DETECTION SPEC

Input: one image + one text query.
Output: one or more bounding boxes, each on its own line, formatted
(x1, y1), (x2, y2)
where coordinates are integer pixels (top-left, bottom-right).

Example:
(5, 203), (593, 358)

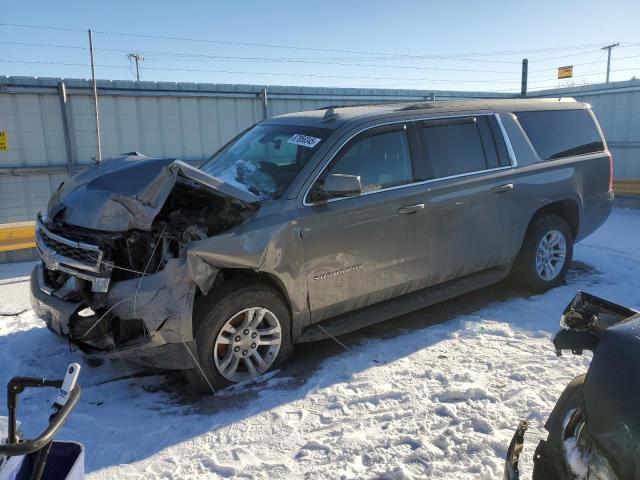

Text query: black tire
(186, 279), (293, 393)
(511, 214), (574, 293)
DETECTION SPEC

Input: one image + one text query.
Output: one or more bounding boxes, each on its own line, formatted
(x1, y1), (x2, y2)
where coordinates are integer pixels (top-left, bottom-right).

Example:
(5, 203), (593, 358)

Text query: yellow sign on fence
(0, 131), (7, 151)
(558, 66), (573, 79)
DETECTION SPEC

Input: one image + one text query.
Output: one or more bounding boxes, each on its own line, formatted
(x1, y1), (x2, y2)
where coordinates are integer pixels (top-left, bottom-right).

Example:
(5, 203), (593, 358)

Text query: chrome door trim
(303, 112), (515, 207)
(494, 113), (518, 168)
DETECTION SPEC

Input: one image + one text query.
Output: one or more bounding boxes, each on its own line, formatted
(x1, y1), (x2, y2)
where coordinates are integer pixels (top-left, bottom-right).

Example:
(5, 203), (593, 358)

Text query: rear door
(418, 114), (522, 285)
(300, 122), (431, 323)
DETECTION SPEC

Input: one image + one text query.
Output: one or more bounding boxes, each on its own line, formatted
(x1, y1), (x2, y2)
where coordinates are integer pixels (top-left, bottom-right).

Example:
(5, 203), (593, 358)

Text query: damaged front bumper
(30, 259), (201, 371)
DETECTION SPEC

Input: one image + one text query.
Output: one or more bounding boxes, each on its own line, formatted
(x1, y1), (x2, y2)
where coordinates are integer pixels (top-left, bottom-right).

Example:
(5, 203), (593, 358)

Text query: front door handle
(491, 183), (514, 194)
(398, 203), (425, 214)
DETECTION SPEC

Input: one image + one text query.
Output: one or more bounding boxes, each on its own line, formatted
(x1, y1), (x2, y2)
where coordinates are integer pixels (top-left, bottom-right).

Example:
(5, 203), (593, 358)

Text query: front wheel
(512, 214), (574, 293)
(189, 281), (293, 392)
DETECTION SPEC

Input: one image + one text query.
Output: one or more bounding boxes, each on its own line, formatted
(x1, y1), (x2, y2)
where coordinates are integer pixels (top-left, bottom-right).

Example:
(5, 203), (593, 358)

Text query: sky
(1, 0), (639, 93)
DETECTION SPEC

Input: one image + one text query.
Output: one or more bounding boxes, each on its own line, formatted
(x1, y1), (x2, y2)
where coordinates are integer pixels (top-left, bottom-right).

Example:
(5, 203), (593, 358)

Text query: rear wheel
(187, 280), (293, 392)
(512, 214), (574, 293)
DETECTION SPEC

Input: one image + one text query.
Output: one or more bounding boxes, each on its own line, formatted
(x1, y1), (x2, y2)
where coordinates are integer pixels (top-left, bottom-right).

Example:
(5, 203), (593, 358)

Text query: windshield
(200, 124), (331, 200)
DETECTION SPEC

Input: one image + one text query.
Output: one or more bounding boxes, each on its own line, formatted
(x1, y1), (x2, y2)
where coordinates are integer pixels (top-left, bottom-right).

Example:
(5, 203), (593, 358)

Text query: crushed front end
(31, 218), (198, 369)
(30, 155), (258, 369)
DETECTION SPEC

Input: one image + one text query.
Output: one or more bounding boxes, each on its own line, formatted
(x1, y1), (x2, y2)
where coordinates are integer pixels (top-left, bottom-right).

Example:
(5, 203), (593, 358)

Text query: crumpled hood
(47, 154), (259, 232)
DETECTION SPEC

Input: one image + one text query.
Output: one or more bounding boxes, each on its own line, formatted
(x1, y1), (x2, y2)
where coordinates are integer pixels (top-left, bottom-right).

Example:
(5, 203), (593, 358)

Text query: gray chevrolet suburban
(30, 99), (613, 389)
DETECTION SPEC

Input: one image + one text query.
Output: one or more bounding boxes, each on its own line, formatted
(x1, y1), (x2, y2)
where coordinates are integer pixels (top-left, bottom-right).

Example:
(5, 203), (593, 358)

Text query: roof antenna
(322, 107), (337, 122)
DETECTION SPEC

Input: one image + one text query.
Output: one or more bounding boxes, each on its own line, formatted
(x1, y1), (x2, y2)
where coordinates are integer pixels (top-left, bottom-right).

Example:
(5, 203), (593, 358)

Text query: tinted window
(326, 128), (413, 193)
(499, 113), (539, 166)
(421, 118), (487, 178)
(515, 109), (604, 160)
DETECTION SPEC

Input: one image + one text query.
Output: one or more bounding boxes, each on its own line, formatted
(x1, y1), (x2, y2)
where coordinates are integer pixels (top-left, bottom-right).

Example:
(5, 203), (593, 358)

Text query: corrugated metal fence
(0, 76), (512, 224)
(0, 76), (639, 260)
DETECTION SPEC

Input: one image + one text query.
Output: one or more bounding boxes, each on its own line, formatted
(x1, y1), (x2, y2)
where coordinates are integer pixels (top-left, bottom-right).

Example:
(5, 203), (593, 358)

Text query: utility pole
(521, 58), (528, 97)
(602, 43), (619, 83)
(127, 53), (144, 81)
(88, 29), (102, 163)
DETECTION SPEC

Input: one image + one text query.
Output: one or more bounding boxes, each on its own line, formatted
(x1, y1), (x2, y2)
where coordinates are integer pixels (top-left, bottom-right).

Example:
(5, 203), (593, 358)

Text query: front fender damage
(107, 257), (218, 345)
(186, 219), (309, 329)
(99, 218), (306, 360)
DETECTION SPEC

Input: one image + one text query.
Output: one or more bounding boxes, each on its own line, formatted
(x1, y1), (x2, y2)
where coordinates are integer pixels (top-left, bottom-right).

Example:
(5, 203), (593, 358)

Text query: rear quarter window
(515, 109), (604, 161)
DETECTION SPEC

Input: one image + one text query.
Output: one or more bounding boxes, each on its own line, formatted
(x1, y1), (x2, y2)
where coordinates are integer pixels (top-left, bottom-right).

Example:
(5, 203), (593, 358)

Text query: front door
(300, 123), (430, 323)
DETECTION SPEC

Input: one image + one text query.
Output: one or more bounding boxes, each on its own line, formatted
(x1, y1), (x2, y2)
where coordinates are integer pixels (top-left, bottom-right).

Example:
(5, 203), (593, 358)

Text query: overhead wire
(0, 59), (527, 83)
(1, 22), (635, 61)
(1, 23), (639, 90)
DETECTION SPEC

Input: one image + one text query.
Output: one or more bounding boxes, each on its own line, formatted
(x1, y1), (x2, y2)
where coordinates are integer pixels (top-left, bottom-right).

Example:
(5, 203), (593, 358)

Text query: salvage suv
(30, 99), (613, 390)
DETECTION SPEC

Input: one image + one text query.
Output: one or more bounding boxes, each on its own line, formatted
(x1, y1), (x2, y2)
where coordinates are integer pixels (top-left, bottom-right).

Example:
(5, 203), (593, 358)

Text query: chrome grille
(40, 233), (98, 266)
(36, 220), (104, 273)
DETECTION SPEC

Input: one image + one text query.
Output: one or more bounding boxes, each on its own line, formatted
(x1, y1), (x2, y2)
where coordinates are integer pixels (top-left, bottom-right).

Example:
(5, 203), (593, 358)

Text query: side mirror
(317, 174), (362, 200)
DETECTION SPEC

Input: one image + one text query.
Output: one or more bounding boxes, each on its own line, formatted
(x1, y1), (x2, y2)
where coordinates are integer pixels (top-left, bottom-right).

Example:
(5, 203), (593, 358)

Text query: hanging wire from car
(78, 298), (131, 339)
(86, 254), (153, 277)
(316, 324), (353, 353)
(182, 342), (216, 396)
(133, 224), (167, 319)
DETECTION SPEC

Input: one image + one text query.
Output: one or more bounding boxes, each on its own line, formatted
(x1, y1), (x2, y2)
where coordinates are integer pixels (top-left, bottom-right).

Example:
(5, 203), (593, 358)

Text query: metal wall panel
(0, 172), (66, 223)
(0, 77), (439, 224)
(0, 91), (66, 167)
(2, 75), (637, 228)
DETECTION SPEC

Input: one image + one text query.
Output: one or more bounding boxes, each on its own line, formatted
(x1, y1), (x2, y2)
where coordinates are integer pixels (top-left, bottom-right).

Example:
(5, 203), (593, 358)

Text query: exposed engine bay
(31, 155), (259, 367)
(43, 177), (254, 286)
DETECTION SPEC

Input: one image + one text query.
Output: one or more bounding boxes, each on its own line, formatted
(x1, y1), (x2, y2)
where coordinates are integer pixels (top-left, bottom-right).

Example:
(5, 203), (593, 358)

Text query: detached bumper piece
(504, 420), (529, 480)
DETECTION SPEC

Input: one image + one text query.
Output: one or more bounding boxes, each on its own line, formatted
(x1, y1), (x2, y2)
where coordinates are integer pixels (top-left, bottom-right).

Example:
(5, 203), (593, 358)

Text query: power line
(4, 39), (640, 79)
(0, 59), (528, 83)
(0, 40), (522, 73)
(4, 58), (639, 87)
(1, 22), (636, 61)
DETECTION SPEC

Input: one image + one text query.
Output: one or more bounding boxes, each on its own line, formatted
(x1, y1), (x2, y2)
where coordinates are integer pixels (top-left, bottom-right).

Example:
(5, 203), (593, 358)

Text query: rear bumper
(576, 189), (613, 242)
(30, 262), (196, 370)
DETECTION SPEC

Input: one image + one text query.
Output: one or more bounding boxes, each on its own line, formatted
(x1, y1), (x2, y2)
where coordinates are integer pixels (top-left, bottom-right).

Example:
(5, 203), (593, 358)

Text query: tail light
(608, 151), (613, 191)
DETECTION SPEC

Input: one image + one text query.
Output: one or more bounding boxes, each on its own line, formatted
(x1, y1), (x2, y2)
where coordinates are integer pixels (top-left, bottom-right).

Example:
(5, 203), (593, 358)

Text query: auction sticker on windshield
(287, 134), (322, 148)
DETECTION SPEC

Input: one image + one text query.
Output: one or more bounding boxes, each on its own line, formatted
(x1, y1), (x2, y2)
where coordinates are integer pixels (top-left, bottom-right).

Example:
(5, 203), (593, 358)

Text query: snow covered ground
(1, 208), (638, 479)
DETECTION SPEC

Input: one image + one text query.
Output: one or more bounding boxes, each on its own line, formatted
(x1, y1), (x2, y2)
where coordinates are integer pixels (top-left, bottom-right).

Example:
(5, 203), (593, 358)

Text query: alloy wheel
(213, 307), (282, 382)
(535, 229), (567, 281)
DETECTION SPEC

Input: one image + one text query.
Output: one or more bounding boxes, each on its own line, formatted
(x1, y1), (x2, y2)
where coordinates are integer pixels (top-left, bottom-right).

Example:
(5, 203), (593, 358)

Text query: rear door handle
(491, 183), (514, 194)
(398, 203), (425, 214)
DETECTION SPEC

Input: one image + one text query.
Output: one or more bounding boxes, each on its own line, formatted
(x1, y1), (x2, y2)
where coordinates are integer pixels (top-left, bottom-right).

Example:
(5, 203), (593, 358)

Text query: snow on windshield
(200, 125), (329, 200)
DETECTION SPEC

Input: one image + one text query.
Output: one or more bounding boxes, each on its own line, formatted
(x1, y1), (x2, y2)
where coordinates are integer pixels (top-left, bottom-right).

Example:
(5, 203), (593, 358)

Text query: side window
(421, 117), (488, 178)
(515, 109), (604, 160)
(326, 127), (414, 193)
(499, 113), (540, 166)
